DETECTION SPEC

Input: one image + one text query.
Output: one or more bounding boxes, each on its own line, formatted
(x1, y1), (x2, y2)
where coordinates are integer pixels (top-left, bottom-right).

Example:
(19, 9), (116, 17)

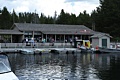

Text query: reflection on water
(8, 53), (120, 80)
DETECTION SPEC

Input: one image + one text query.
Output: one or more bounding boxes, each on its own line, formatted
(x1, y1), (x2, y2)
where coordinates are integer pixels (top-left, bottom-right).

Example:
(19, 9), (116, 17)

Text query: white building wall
(107, 37), (110, 48)
(92, 38), (99, 48)
(99, 38), (102, 47)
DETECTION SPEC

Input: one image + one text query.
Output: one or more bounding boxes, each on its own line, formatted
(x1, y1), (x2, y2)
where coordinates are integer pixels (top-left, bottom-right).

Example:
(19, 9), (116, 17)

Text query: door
(102, 39), (107, 48)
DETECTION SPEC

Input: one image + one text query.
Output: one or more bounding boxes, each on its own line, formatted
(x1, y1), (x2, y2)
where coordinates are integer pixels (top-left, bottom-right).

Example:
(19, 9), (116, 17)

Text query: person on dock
(51, 38), (55, 46)
(25, 37), (28, 43)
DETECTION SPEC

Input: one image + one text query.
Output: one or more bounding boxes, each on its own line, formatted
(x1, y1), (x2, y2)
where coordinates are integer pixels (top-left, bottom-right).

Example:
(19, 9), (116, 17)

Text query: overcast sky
(0, 0), (100, 17)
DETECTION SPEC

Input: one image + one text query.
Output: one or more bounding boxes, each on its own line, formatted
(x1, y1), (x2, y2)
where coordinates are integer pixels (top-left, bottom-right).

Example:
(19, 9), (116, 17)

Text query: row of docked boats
(79, 46), (120, 53)
(50, 48), (81, 54)
(19, 48), (51, 55)
(75, 39), (120, 53)
(19, 48), (81, 55)
(18, 46), (120, 55)
(1, 46), (120, 55)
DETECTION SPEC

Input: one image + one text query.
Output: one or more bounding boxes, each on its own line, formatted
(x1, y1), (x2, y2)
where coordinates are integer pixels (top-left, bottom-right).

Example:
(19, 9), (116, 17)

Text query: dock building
(0, 23), (111, 48)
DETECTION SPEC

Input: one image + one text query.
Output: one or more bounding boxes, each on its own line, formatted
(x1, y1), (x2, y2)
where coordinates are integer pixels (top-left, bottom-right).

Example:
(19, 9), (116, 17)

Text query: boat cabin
(74, 39), (90, 48)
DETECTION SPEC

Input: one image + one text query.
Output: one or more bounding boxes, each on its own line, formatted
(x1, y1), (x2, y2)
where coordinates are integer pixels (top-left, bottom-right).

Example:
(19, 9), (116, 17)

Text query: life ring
(96, 46), (99, 50)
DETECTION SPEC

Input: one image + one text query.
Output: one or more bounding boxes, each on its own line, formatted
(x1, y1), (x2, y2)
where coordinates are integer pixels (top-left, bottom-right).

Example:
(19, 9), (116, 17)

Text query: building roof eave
(0, 30), (23, 35)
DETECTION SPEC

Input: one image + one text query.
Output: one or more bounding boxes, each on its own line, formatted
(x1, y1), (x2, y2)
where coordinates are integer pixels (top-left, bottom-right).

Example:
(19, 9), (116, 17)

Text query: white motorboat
(0, 54), (19, 80)
(94, 47), (120, 53)
(34, 48), (51, 54)
(20, 49), (34, 54)
(78, 46), (93, 53)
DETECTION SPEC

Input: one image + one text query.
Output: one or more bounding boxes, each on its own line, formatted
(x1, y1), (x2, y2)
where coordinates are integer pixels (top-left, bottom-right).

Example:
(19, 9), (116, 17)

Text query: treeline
(0, 0), (120, 40)
(0, 7), (92, 29)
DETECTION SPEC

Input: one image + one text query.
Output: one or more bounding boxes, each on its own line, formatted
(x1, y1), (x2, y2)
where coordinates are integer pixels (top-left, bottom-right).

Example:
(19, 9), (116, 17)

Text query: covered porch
(42, 34), (92, 43)
(0, 30), (24, 43)
(23, 30), (93, 43)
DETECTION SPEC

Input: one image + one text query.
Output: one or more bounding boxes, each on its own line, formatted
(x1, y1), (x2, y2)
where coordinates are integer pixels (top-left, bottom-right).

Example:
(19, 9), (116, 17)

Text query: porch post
(88, 35), (90, 40)
(55, 34), (56, 42)
(22, 35), (24, 41)
(11, 35), (12, 43)
(23, 31), (25, 39)
(73, 35), (75, 39)
(81, 35), (82, 40)
(42, 33), (43, 39)
(32, 31), (34, 38)
(64, 35), (65, 42)
(46, 34), (47, 42)
(72, 35), (74, 40)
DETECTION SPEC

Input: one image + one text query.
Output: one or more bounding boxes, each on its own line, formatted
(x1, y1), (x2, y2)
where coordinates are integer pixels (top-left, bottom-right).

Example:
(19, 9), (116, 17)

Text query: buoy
(56, 51), (59, 54)
(66, 51), (69, 54)
(72, 51), (75, 54)
(39, 52), (42, 55)
(96, 46), (99, 50)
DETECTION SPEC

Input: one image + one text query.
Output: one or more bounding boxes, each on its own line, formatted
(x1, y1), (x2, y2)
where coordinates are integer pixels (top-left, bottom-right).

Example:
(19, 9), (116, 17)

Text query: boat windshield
(0, 54), (11, 74)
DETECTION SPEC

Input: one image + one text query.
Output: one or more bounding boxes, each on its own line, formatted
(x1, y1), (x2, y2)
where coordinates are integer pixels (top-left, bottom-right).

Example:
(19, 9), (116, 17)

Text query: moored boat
(20, 49), (34, 54)
(78, 46), (93, 53)
(94, 47), (120, 53)
(34, 48), (51, 54)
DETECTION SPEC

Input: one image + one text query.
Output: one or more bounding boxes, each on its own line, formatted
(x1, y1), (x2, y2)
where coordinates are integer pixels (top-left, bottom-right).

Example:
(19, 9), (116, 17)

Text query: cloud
(64, 0), (99, 14)
(65, 0), (83, 2)
(0, 0), (99, 16)
(0, 0), (38, 13)
(65, 0), (99, 4)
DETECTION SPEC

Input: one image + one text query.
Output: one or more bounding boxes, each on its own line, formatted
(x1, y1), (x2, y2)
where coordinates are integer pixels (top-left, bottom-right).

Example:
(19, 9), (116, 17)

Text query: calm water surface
(8, 52), (120, 80)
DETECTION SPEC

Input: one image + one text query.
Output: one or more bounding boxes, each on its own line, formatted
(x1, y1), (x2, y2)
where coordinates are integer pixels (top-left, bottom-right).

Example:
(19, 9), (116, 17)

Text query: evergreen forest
(0, 0), (120, 41)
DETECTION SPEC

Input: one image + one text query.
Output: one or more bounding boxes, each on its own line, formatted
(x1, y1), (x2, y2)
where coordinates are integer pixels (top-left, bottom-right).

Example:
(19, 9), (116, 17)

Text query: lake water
(7, 53), (120, 80)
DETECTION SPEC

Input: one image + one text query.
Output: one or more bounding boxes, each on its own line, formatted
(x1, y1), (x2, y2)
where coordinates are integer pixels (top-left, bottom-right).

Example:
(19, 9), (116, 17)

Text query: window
(0, 62), (11, 74)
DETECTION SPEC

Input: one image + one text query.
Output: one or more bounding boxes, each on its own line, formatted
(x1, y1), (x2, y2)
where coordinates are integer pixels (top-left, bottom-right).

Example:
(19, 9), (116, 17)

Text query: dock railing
(0, 43), (73, 49)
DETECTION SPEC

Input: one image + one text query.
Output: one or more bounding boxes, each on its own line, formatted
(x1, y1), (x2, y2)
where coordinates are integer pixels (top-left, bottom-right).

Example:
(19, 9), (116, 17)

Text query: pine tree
(92, 0), (120, 37)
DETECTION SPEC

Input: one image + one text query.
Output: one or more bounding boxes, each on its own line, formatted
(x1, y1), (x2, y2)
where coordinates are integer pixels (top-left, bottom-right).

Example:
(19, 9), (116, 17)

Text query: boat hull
(94, 47), (120, 53)
(20, 49), (34, 54)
